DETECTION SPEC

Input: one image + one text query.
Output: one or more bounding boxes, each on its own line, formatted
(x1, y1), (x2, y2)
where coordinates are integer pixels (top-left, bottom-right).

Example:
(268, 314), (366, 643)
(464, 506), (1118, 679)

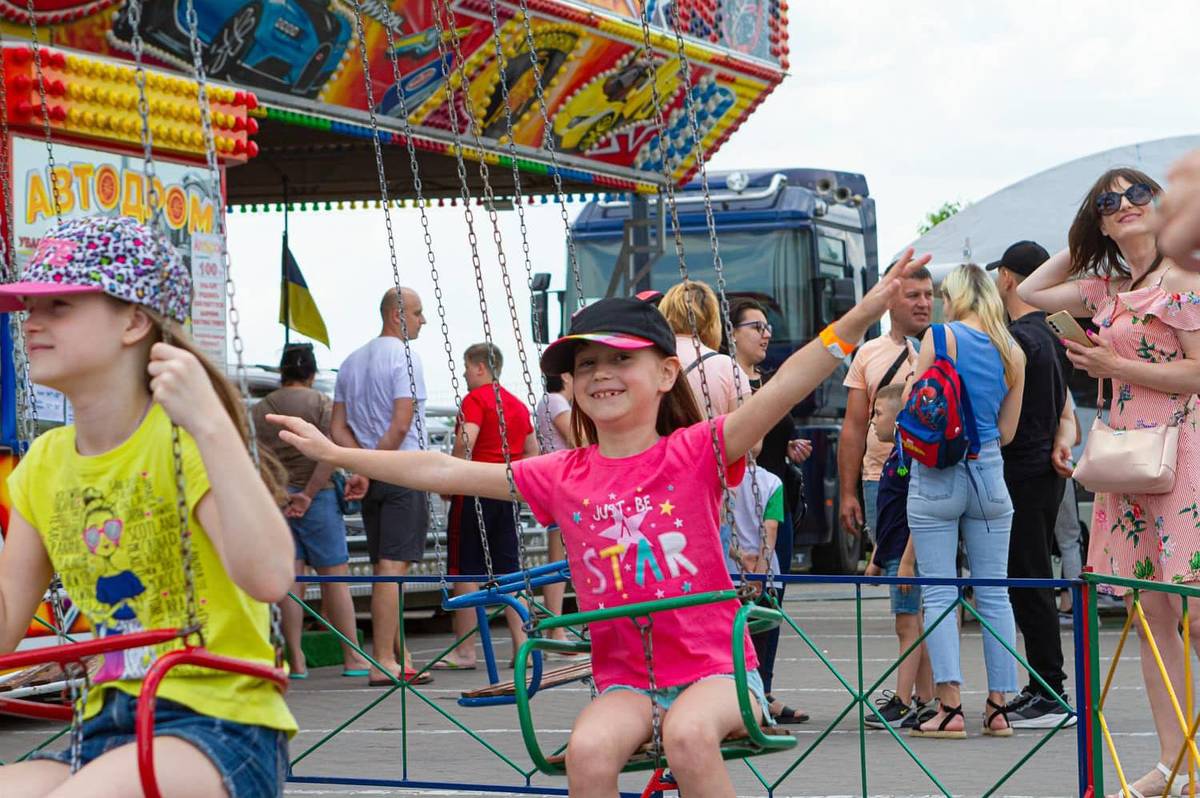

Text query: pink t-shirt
(512, 417), (756, 691)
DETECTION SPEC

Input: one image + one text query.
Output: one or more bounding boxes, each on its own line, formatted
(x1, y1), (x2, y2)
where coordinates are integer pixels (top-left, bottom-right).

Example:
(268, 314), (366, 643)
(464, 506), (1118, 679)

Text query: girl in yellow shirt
(0, 216), (297, 798)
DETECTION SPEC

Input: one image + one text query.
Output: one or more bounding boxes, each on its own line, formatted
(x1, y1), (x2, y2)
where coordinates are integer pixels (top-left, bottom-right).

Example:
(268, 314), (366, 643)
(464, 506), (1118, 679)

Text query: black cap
(986, 240), (1050, 277)
(539, 297), (677, 376)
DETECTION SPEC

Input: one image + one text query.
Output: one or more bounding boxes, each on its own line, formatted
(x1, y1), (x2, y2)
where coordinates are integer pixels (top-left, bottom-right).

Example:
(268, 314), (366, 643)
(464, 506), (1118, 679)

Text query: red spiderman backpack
(895, 324), (980, 469)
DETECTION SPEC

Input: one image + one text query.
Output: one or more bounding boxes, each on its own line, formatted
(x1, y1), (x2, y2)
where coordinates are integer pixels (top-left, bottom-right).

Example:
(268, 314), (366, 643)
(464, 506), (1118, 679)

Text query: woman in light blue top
(906, 264), (1027, 739)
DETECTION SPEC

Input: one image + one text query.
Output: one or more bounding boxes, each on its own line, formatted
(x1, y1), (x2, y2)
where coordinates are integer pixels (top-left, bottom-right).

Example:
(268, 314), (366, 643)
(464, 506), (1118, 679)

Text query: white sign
(190, 233), (227, 368)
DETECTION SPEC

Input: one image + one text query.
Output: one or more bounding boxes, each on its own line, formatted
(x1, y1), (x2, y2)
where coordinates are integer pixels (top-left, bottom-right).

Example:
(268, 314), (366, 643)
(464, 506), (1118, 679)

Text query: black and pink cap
(539, 297), (677, 376)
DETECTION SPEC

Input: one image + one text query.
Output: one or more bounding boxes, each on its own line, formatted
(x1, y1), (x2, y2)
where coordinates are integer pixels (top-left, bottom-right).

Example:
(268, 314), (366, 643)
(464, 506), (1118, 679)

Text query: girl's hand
(786, 438), (813, 463)
(1063, 333), (1124, 380)
(266, 414), (340, 463)
(147, 342), (226, 437)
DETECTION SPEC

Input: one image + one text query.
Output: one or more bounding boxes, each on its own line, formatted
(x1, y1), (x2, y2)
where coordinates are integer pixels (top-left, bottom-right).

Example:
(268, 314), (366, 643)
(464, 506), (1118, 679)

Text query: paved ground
(0, 584), (1169, 797)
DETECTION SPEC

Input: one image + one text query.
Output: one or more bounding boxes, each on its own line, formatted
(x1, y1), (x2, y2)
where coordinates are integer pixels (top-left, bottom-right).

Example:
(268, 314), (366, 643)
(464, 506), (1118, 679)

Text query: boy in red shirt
(441, 343), (538, 669)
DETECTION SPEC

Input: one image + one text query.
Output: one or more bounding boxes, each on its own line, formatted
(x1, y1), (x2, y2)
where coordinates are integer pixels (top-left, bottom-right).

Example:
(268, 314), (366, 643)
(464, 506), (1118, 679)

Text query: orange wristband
(819, 324), (856, 359)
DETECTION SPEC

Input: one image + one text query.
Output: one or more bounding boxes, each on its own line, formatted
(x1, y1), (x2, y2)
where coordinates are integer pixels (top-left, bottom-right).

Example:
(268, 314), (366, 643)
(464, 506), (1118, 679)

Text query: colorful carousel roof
(0, 0), (788, 202)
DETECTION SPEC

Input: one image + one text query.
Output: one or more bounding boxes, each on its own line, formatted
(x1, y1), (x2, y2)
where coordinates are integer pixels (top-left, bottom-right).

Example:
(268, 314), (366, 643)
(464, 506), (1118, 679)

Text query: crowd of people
(0, 152), (1199, 796)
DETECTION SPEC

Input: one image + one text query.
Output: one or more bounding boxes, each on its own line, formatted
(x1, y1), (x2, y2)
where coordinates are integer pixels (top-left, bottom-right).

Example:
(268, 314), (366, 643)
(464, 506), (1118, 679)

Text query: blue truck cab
(531, 168), (879, 573)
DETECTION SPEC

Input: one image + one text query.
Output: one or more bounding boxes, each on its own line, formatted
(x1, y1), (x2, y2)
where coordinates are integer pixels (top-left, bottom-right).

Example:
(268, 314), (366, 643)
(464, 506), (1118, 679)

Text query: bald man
(332, 287), (431, 685)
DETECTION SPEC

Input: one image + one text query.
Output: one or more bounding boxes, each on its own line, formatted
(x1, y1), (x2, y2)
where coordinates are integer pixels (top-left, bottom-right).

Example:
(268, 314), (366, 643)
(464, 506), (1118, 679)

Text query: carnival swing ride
(0, 0), (793, 792)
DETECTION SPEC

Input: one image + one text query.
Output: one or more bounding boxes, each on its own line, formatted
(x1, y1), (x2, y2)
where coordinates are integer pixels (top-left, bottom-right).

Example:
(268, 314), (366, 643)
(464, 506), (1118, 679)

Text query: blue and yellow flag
(280, 238), (330, 347)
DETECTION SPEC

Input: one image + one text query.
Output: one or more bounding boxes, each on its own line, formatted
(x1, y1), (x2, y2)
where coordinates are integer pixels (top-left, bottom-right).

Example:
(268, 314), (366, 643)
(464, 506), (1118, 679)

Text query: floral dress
(1078, 276), (1200, 589)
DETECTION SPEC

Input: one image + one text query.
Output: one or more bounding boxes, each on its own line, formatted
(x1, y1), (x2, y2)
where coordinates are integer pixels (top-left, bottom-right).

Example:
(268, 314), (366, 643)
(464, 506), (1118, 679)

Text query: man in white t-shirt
(333, 286), (430, 685)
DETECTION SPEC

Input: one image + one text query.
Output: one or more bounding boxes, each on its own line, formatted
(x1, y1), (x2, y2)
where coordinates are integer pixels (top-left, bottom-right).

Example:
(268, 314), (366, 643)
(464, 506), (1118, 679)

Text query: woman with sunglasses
(1021, 168), (1200, 798)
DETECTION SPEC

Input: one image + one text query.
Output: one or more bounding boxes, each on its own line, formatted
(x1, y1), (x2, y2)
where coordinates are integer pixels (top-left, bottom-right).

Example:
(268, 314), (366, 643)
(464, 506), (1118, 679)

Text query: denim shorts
(32, 690), (288, 798)
(604, 669), (774, 725)
(288, 487), (349, 568)
(883, 557), (922, 615)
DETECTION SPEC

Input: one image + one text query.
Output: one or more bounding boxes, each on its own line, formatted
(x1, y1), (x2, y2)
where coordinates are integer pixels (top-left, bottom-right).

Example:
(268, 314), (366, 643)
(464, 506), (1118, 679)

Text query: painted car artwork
(1, 0), (788, 184)
(108, 0), (353, 100)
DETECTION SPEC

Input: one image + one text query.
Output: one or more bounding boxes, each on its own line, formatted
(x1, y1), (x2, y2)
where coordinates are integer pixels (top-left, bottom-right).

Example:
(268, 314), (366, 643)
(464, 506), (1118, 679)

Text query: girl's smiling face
(572, 342), (679, 432)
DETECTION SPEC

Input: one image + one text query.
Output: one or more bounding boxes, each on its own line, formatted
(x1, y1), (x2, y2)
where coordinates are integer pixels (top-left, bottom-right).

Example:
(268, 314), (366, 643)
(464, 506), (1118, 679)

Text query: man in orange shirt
(838, 262), (934, 544)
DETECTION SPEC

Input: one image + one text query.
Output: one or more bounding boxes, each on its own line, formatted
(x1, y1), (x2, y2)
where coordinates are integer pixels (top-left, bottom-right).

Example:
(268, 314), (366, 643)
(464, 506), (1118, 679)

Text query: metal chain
(510, 0), (585, 309)
(661, 3), (770, 587)
(183, 0), (284, 654)
(631, 6), (749, 596)
(24, 0), (61, 220)
(483, 0), (549, 455)
(126, 0), (207, 649)
(0, 25), (15, 281)
(372, 6), (468, 593)
(632, 616), (663, 764)
(431, 0), (528, 592)
(346, 1), (441, 585)
(65, 661), (89, 773)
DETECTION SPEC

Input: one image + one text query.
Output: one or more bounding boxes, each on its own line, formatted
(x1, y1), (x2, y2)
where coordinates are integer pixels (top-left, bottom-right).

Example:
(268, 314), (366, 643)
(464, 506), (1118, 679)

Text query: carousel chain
(510, 0), (586, 308)
(482, 0), (549, 455)
(65, 661), (89, 773)
(661, 4), (771, 584)
(370, 4), (473, 591)
(633, 615), (664, 765)
(124, 0), (206, 647)
(630, 5), (750, 596)
(24, 0), (60, 220)
(0, 25), (15, 279)
(346, 0), (441, 553)
(433, 0), (541, 597)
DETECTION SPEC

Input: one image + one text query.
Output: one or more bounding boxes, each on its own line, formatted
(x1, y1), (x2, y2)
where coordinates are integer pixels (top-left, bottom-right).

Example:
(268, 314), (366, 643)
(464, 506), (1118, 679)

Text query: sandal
(983, 698), (1012, 737)
(909, 703), (966, 739)
(1108, 762), (1190, 798)
(767, 694), (809, 724)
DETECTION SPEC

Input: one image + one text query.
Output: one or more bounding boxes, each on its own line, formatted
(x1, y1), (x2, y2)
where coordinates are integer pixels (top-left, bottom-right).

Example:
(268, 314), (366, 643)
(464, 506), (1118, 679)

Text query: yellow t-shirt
(8, 404), (296, 734)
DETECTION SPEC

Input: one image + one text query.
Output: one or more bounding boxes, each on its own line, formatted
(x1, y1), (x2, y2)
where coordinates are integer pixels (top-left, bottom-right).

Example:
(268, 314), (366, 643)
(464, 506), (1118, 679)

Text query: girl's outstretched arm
(149, 343), (294, 602)
(724, 249), (932, 461)
(0, 511), (54, 653)
(268, 414), (521, 502)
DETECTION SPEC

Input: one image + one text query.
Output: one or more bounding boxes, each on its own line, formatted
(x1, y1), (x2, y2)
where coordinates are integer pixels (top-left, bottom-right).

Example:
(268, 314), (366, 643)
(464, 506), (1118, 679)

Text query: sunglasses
(735, 321), (772, 335)
(1096, 183), (1155, 216)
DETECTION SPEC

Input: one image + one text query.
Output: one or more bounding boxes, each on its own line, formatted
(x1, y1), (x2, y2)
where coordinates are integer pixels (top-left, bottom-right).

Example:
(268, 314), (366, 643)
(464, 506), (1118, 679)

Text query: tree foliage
(918, 200), (963, 235)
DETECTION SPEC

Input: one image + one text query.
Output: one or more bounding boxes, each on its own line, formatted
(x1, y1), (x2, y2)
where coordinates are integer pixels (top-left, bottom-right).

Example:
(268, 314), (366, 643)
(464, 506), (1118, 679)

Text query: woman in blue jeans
(906, 264), (1027, 738)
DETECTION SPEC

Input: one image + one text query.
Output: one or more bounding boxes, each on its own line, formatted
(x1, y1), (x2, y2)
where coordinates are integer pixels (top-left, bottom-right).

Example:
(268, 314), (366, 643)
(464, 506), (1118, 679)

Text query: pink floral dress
(1078, 276), (1200, 590)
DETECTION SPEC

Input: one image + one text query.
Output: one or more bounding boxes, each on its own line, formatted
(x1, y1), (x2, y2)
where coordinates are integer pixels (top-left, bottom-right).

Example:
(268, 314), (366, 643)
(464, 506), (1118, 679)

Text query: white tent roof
(898, 135), (1200, 282)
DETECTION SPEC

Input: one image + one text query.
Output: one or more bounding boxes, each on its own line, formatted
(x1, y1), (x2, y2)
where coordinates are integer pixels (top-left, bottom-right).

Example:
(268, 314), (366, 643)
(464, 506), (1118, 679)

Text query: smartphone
(1045, 311), (1094, 348)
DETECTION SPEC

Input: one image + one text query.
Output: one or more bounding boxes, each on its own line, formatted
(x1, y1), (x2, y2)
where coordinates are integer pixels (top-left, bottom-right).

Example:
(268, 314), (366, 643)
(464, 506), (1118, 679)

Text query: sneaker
(1006, 691), (1078, 729)
(864, 691), (910, 729)
(1059, 610), (1074, 627)
(901, 698), (937, 730)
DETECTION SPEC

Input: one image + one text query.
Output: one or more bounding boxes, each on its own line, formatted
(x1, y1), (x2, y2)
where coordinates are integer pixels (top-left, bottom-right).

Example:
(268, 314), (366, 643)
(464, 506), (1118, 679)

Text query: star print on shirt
(597, 505), (650, 548)
(674, 518), (683, 529)
(583, 498), (590, 506)
(659, 500), (675, 516)
(572, 511), (582, 524)
(608, 492), (617, 501)
(655, 588), (665, 599)
(681, 581), (693, 593)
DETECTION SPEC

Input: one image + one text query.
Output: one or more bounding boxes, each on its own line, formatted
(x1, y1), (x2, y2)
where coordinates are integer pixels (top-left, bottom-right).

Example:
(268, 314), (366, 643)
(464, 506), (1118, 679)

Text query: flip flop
(341, 669), (369, 678)
(431, 660), (477, 670)
(368, 670), (434, 687)
(288, 672), (309, 681)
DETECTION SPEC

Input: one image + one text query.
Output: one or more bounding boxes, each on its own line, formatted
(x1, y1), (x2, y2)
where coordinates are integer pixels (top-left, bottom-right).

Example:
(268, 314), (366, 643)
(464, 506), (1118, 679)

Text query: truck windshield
(574, 229), (813, 348)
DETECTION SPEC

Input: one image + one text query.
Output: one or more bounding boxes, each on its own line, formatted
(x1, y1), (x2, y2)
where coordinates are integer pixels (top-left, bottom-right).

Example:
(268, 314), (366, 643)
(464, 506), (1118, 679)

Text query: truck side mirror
(531, 272), (551, 344)
(813, 276), (857, 327)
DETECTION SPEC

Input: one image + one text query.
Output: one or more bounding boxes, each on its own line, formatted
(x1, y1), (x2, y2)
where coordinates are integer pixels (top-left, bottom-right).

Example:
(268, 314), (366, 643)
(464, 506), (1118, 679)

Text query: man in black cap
(990, 241), (1077, 727)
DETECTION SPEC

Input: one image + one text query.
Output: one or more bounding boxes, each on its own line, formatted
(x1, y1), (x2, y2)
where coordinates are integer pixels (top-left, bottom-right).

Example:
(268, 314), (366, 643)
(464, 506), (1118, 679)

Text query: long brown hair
(569, 353), (704, 447)
(141, 305), (288, 503)
(658, 280), (723, 350)
(1068, 167), (1163, 278)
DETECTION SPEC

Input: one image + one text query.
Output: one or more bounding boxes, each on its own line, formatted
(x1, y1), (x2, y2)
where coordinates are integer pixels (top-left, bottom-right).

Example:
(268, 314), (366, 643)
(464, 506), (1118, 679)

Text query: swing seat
(515, 592), (798, 776)
(0, 628), (190, 722)
(136, 646), (287, 798)
(459, 658), (592, 703)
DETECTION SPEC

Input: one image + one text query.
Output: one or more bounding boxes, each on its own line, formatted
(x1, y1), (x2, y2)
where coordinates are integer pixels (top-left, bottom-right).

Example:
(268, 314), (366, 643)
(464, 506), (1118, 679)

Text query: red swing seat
(0, 629), (287, 798)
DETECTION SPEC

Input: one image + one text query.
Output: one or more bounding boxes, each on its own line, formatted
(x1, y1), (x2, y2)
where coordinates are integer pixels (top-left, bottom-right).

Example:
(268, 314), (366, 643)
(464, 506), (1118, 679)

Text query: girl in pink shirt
(271, 251), (927, 798)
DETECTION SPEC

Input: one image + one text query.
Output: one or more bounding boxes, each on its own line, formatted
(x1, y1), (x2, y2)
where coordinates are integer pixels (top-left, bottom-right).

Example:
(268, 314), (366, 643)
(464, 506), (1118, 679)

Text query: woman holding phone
(1020, 168), (1200, 797)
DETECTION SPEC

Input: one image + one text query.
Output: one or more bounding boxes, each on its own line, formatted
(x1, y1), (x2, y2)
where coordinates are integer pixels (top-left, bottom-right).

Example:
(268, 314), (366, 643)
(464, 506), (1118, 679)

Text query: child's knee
(565, 730), (624, 779)
(662, 716), (721, 769)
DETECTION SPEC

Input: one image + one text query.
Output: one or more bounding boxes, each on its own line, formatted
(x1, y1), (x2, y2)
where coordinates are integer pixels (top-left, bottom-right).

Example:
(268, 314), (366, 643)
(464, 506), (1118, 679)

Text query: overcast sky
(225, 1), (1200, 405)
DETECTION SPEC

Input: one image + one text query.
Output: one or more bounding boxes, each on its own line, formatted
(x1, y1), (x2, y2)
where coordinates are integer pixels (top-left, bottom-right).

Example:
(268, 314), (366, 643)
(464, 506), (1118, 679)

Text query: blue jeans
(907, 441), (1017, 692)
(862, 479), (880, 545)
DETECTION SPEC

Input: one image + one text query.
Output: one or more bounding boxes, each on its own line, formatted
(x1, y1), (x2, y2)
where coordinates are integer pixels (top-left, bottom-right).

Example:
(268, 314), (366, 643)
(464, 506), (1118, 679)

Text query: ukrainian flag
(279, 238), (330, 347)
